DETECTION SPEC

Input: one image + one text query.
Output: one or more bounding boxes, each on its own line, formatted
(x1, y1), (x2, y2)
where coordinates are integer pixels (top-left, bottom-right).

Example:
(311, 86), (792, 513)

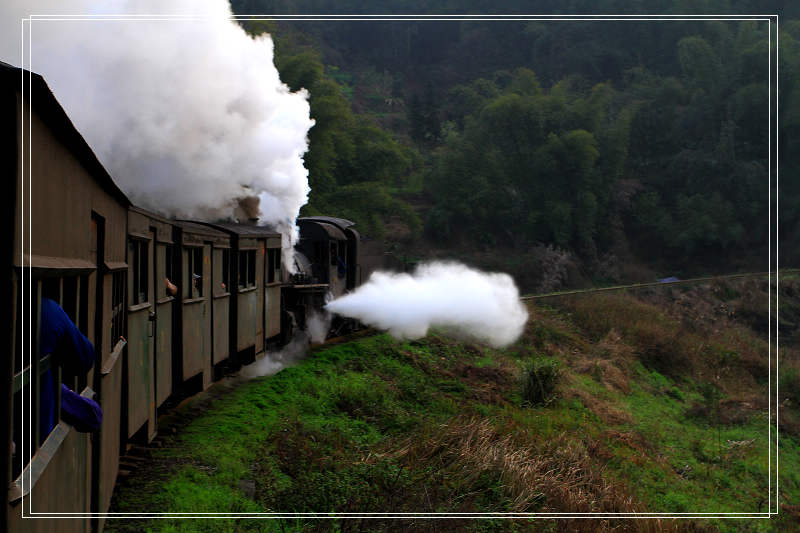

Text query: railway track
(520, 269), (800, 301)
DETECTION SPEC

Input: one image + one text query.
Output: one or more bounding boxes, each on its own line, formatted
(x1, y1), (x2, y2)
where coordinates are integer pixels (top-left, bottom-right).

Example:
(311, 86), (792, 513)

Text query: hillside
(227, 3), (798, 287)
(105, 274), (800, 531)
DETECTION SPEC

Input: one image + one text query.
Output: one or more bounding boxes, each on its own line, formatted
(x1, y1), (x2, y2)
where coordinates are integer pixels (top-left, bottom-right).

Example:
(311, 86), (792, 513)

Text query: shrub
(520, 357), (561, 407)
(780, 366), (800, 406)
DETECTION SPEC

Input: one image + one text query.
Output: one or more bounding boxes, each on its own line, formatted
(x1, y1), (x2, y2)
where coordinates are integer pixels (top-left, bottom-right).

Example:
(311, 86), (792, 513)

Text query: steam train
(2, 62), (383, 531)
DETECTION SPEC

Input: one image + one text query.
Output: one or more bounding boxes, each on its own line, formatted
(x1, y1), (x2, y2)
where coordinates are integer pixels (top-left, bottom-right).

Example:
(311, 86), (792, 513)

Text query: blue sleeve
(41, 298), (95, 375)
(60, 385), (103, 432)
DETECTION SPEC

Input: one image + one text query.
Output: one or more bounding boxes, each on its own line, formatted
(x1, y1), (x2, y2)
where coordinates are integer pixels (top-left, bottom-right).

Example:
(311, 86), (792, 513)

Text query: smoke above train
(2, 1), (531, 350)
(326, 262), (529, 348)
(0, 0), (313, 271)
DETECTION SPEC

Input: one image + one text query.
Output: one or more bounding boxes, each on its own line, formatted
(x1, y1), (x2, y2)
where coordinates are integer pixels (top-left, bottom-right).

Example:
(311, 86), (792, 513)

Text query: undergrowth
(105, 278), (800, 532)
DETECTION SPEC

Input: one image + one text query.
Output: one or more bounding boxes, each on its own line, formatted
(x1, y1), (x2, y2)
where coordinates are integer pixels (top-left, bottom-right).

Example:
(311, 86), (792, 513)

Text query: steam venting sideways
(326, 262), (529, 348)
(1, 0), (313, 271)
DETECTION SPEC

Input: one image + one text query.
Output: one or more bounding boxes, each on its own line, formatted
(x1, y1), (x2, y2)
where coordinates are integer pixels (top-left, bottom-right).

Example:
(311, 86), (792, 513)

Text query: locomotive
(2, 61), (382, 531)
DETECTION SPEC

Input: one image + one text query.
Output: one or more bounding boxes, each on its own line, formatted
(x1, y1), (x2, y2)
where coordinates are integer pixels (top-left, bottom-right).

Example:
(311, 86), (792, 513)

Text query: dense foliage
(232, 1), (798, 277)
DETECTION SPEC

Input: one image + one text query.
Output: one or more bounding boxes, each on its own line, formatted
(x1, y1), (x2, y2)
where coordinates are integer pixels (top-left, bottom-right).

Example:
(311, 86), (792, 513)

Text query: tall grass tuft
(520, 357), (561, 407)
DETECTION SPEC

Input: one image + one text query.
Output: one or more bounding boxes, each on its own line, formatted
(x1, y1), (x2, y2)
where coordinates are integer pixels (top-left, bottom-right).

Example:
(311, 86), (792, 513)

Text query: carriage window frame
(111, 270), (126, 344)
(185, 246), (204, 299)
(129, 238), (149, 305)
(267, 248), (281, 284)
(163, 244), (174, 299)
(238, 250), (256, 290)
(221, 248), (230, 293)
(12, 272), (92, 490)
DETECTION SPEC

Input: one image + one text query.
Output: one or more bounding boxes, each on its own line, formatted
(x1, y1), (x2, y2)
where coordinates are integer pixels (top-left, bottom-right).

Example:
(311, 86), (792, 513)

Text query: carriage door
(127, 233), (156, 442)
(153, 232), (173, 410)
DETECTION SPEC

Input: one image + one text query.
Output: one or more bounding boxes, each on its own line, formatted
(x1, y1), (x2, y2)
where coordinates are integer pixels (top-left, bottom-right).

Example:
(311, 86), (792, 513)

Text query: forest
(231, 1), (797, 288)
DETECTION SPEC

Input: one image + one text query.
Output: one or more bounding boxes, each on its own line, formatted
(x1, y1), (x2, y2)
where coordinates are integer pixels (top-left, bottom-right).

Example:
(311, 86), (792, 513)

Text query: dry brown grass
(389, 417), (632, 514)
(558, 293), (700, 379)
(565, 384), (633, 426)
(381, 417), (709, 532)
(574, 356), (631, 394)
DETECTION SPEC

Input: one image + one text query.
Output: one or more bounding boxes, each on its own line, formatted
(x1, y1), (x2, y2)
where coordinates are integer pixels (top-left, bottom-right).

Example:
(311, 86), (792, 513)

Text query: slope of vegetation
(105, 276), (800, 532)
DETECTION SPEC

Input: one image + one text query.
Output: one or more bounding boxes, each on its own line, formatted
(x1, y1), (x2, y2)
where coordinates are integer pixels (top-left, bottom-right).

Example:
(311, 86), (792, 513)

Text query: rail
(520, 269), (800, 301)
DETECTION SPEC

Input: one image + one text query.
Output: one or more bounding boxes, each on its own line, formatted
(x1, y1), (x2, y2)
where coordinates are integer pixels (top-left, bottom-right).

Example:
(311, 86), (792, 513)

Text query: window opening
(222, 249), (230, 292)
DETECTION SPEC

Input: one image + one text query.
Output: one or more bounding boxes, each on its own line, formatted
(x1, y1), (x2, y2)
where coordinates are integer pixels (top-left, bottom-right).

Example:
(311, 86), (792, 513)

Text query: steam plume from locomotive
(325, 262), (529, 348)
(0, 0), (313, 270)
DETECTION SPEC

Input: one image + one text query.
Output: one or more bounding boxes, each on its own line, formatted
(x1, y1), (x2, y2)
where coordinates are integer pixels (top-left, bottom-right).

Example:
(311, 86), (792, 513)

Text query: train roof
(189, 221), (281, 237)
(299, 216), (355, 230)
(176, 220), (230, 238)
(297, 220), (347, 240)
(1, 61), (131, 208)
(129, 205), (174, 225)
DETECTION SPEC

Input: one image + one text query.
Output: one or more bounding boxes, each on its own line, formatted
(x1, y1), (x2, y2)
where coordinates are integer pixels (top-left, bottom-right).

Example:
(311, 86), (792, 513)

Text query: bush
(780, 366), (800, 406)
(520, 357), (561, 407)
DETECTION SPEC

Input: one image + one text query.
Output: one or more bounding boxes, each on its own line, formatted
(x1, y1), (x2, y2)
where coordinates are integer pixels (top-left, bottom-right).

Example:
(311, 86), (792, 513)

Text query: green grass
(106, 280), (800, 532)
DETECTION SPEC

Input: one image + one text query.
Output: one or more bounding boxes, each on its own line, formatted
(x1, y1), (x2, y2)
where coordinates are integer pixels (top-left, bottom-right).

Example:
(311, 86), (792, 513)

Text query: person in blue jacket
(39, 298), (103, 442)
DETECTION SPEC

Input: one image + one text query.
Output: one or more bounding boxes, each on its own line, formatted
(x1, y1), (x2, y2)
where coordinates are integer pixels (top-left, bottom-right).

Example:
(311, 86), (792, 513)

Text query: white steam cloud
(1, 1), (313, 270)
(307, 311), (332, 344)
(240, 331), (311, 379)
(325, 262), (529, 348)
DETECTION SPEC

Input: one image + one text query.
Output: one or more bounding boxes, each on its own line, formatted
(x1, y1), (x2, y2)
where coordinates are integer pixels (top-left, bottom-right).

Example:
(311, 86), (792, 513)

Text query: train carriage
(124, 207), (178, 442)
(4, 61), (130, 533)
(192, 222), (283, 360)
(173, 222), (230, 390)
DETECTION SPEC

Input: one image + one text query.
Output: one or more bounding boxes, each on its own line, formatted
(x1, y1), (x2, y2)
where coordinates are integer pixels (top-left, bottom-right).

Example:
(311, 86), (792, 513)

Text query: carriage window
(130, 239), (148, 305)
(238, 251), (247, 289)
(238, 250), (256, 289)
(13, 274), (91, 479)
(164, 244), (174, 298)
(222, 249), (230, 292)
(193, 248), (203, 297)
(248, 250), (256, 286)
(186, 247), (203, 298)
(111, 271), (125, 344)
(267, 248), (281, 284)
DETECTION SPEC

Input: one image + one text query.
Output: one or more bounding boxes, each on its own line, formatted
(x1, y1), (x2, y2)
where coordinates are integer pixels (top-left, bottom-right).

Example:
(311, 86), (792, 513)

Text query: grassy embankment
(106, 277), (800, 532)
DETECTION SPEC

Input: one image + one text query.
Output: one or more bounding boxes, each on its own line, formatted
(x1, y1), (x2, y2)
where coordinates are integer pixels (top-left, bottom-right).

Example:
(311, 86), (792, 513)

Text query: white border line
(775, 14), (780, 517)
(17, 13), (780, 520)
(768, 15), (772, 516)
(23, 17), (772, 21)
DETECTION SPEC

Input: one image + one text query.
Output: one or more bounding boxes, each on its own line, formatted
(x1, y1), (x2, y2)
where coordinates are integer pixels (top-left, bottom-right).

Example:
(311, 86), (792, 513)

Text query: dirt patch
(574, 357), (631, 393)
(452, 363), (515, 405)
(685, 397), (761, 426)
(601, 429), (654, 465)
(453, 363), (512, 385)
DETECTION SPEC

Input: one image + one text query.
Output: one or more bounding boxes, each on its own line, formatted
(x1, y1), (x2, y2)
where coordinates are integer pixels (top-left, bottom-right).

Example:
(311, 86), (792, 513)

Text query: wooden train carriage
(4, 62), (130, 532)
(174, 222), (230, 390)
(264, 238), (283, 343)
(195, 223), (283, 358)
(125, 207), (177, 442)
